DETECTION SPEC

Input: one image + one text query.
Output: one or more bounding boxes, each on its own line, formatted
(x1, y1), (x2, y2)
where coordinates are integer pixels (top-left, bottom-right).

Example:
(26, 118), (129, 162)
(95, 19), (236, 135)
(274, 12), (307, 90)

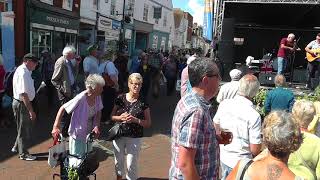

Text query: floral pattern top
(114, 94), (149, 138)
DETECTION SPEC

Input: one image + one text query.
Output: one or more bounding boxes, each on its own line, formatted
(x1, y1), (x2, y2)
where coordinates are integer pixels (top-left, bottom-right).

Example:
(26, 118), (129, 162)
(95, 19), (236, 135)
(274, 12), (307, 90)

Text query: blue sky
(172, 0), (204, 25)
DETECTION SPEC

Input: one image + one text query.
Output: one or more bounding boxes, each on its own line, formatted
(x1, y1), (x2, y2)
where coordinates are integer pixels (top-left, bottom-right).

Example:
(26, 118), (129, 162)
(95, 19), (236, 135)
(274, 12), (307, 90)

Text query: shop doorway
(135, 32), (148, 51)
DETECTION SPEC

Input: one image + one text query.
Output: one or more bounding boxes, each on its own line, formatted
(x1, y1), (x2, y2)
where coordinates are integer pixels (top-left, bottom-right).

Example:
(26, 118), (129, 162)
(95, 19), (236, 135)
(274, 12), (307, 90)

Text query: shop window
(143, 4), (148, 22)
(31, 29), (52, 58)
(39, 0), (53, 5)
(65, 33), (77, 47)
(62, 0), (73, 11)
(54, 31), (66, 56)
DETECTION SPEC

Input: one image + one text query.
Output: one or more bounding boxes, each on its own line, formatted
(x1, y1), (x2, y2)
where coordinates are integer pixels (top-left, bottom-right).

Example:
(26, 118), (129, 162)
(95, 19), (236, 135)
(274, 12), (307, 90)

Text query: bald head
(287, 33), (295, 42)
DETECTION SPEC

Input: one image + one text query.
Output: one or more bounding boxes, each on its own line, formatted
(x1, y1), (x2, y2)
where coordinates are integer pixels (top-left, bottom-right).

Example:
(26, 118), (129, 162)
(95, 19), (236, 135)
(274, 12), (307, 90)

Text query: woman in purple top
(51, 74), (105, 162)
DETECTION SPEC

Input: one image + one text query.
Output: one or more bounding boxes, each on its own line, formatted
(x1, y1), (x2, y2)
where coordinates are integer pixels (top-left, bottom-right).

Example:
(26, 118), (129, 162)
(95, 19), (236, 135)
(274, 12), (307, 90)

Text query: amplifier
(259, 72), (277, 85)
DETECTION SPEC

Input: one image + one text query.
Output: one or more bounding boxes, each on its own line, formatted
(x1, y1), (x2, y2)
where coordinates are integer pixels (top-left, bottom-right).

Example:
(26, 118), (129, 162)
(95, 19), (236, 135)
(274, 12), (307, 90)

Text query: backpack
(4, 67), (16, 97)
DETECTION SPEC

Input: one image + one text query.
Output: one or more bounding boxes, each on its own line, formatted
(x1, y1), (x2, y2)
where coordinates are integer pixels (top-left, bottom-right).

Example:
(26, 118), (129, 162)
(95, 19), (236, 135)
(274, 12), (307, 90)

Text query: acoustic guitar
(306, 48), (320, 62)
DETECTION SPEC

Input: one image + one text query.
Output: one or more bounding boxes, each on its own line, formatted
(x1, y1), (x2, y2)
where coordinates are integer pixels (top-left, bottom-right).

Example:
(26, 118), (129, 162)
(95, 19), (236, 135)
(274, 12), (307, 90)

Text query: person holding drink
(111, 73), (151, 180)
(213, 74), (262, 180)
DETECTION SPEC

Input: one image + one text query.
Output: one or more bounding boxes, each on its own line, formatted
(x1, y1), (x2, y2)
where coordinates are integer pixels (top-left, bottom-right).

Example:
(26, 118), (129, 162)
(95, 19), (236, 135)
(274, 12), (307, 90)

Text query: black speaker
(219, 18), (235, 64)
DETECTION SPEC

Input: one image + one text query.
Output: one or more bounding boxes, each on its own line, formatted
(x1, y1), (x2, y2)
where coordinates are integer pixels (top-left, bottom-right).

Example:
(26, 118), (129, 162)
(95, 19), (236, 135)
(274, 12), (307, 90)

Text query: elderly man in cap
(51, 45), (79, 137)
(11, 53), (39, 161)
(216, 69), (242, 103)
(83, 45), (99, 77)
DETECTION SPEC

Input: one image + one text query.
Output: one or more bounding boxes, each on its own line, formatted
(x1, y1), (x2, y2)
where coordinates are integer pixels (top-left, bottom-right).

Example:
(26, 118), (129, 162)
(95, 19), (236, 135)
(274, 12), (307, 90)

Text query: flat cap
(23, 53), (39, 62)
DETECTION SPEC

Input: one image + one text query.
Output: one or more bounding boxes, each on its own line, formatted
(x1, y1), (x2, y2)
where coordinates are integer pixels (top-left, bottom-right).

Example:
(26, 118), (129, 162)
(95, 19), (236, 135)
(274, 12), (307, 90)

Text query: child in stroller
(53, 132), (99, 180)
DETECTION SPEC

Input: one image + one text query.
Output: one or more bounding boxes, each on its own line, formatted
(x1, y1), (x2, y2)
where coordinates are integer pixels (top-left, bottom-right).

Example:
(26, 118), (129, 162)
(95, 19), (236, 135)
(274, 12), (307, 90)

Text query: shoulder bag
(102, 61), (115, 87)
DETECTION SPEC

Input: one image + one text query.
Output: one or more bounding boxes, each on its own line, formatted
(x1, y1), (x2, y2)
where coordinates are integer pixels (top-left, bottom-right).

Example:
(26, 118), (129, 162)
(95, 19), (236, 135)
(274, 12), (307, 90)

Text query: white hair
(237, 74), (260, 99)
(85, 74), (105, 89)
(62, 45), (76, 56)
(292, 100), (316, 129)
(288, 33), (295, 38)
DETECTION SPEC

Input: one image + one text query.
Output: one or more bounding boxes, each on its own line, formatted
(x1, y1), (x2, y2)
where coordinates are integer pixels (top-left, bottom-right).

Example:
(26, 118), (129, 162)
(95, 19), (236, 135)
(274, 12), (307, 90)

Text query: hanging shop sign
(98, 16), (112, 31)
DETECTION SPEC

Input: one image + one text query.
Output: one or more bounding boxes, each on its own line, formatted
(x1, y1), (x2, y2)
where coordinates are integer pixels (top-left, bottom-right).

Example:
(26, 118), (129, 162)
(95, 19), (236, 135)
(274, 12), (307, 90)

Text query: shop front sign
(30, 9), (79, 29)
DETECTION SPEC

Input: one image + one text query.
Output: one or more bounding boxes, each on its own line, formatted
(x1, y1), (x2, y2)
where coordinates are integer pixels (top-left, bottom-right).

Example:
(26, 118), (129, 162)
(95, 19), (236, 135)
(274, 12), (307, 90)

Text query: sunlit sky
(172, 0), (204, 25)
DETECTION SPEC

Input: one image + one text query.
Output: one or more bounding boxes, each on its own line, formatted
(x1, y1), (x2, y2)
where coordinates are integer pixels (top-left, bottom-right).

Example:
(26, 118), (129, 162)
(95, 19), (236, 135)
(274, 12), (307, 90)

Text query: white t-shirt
(213, 95), (262, 168)
(216, 81), (240, 103)
(83, 55), (99, 74)
(12, 63), (35, 101)
(307, 40), (320, 50)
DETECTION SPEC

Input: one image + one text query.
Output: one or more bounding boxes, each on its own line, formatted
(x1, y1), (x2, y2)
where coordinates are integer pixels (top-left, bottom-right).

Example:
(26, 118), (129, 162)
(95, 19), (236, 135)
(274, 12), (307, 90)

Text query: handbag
(48, 135), (67, 168)
(105, 122), (122, 141)
(102, 61), (115, 87)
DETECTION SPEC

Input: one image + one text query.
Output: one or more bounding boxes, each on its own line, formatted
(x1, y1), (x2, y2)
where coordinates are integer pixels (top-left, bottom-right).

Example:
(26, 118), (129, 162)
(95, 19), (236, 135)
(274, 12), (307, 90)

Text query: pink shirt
(180, 66), (189, 97)
(63, 90), (103, 141)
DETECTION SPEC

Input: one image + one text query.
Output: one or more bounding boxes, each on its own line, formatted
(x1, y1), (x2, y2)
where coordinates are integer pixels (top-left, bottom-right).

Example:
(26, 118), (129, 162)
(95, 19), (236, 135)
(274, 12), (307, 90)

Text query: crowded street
(1, 0), (320, 180)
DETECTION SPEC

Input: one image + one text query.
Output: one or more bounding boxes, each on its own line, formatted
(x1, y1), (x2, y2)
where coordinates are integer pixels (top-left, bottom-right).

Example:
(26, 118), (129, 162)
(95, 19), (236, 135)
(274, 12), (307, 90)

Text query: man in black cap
(11, 53), (39, 161)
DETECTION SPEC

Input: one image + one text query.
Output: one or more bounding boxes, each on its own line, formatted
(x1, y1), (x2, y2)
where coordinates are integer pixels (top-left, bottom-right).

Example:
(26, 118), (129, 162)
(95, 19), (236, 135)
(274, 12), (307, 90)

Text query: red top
(277, 38), (294, 58)
(0, 65), (5, 92)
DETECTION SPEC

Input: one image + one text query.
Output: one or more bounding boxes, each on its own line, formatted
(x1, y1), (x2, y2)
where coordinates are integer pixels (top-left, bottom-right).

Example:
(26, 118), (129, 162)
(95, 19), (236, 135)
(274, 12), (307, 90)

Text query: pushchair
(52, 132), (99, 180)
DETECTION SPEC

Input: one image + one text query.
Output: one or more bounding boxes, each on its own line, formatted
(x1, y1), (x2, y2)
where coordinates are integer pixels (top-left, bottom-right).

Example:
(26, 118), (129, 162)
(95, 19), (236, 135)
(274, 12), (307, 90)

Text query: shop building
(26, 0), (80, 58)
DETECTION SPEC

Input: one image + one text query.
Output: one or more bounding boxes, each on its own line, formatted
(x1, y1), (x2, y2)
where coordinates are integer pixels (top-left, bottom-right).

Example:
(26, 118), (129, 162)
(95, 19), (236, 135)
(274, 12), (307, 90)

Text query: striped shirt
(169, 91), (220, 180)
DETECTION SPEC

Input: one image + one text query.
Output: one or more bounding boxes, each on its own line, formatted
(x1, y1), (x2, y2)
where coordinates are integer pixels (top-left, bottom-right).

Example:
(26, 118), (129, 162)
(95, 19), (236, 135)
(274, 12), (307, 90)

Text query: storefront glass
(31, 28), (52, 58)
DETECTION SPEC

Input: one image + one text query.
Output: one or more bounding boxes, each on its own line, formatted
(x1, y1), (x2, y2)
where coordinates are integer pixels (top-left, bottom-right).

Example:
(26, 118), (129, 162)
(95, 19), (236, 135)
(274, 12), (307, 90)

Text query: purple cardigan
(63, 90), (103, 141)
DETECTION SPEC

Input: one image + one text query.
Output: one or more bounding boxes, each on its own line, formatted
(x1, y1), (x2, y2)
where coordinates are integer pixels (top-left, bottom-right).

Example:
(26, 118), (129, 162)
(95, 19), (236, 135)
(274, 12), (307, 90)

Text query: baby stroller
(52, 132), (99, 180)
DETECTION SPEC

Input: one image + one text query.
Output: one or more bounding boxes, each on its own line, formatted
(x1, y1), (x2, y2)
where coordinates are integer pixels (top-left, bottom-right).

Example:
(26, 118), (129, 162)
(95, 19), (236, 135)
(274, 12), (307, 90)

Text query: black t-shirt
(114, 94), (149, 137)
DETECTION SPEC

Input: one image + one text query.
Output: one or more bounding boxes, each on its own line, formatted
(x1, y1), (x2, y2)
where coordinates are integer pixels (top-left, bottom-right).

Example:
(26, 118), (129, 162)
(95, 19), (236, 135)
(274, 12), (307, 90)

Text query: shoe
(19, 154), (36, 161)
(11, 147), (17, 153)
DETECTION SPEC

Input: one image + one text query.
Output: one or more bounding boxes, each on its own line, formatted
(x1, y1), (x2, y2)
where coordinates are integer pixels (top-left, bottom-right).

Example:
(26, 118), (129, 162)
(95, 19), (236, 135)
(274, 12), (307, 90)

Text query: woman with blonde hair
(227, 111), (303, 180)
(289, 99), (320, 180)
(111, 73), (151, 180)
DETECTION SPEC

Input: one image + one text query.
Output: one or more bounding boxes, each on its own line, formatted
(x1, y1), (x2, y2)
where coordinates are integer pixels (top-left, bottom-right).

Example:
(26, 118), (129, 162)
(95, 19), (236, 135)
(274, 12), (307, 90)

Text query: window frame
(143, 4), (149, 22)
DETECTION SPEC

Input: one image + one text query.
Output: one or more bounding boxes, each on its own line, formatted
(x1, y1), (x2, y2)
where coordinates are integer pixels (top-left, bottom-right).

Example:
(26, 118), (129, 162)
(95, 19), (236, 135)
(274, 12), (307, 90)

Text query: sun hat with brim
(23, 53), (39, 62)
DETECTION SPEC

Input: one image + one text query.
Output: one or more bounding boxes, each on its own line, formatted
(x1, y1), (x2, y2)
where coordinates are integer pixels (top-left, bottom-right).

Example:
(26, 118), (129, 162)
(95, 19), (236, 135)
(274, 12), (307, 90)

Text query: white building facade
(173, 9), (188, 48)
(132, 0), (174, 51)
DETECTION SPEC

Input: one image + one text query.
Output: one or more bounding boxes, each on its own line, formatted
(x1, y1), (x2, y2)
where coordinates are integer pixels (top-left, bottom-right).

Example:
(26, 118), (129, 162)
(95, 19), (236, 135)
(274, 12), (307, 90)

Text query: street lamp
(116, 0), (133, 52)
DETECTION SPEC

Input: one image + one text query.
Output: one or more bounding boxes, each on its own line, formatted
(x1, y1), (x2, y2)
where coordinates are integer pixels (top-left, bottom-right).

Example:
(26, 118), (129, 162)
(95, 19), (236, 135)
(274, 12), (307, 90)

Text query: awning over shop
(134, 20), (153, 33)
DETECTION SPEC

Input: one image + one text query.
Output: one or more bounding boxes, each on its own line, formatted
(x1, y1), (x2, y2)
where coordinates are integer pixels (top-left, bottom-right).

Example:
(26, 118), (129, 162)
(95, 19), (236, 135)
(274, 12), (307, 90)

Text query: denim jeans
(221, 162), (233, 180)
(277, 57), (287, 75)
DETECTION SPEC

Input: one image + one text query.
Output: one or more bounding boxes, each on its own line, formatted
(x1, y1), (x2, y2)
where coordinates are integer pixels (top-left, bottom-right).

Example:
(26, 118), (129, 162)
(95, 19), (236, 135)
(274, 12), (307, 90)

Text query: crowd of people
(170, 56), (320, 180)
(2, 41), (320, 179)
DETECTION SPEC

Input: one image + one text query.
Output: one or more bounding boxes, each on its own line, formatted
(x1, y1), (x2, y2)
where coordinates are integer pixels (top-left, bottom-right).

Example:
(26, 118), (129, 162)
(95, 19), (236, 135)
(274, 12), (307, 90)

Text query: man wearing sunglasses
(170, 58), (221, 180)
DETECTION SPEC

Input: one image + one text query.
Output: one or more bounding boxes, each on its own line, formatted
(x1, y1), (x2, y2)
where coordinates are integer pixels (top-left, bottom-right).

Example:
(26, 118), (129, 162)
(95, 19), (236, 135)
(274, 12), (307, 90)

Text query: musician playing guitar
(305, 33), (320, 89)
(276, 33), (301, 75)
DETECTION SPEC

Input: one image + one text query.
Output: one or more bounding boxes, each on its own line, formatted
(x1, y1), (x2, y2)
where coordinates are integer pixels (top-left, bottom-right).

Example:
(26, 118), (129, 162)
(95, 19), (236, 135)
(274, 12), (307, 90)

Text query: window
(155, 19), (158, 24)
(62, 0), (73, 11)
(31, 29), (52, 58)
(143, 4), (148, 21)
(128, 0), (135, 15)
(39, 0), (53, 5)
(163, 13), (167, 27)
(93, 0), (98, 9)
(110, 0), (116, 16)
